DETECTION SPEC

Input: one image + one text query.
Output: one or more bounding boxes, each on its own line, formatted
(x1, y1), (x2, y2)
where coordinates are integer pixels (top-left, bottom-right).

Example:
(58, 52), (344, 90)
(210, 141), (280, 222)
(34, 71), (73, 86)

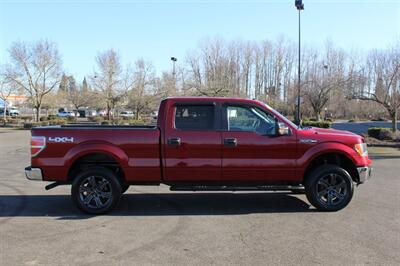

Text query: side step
(170, 185), (305, 192)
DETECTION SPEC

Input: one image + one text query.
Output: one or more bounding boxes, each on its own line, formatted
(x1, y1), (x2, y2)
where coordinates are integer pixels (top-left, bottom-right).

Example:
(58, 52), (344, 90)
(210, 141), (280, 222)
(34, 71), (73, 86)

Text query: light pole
(295, 0), (304, 125)
(170, 57), (177, 94)
(170, 57), (177, 79)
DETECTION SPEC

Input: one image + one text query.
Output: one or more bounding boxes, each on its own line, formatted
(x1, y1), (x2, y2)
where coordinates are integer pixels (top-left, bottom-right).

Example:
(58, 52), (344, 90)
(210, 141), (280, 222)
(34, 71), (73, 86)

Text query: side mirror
(275, 118), (290, 136)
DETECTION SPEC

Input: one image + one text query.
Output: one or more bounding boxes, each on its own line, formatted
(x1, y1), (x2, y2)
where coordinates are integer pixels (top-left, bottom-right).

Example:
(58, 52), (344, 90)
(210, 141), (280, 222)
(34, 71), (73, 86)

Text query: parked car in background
(120, 110), (134, 118)
(9, 107), (20, 117)
(151, 111), (158, 120)
(57, 111), (76, 117)
(0, 107), (20, 117)
(98, 110), (112, 117)
(85, 109), (97, 117)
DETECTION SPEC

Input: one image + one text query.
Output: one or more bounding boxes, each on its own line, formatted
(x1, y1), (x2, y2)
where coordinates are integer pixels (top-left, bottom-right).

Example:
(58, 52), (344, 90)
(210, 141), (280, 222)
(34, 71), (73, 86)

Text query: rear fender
(64, 142), (129, 170)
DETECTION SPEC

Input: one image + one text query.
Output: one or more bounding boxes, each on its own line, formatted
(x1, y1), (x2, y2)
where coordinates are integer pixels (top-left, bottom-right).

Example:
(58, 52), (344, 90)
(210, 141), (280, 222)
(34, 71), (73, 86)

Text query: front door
(221, 104), (297, 182)
(163, 103), (222, 182)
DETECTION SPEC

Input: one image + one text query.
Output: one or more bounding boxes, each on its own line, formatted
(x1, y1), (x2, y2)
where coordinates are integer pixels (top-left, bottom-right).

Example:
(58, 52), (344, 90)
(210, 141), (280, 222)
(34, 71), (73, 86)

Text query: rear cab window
(174, 104), (216, 130)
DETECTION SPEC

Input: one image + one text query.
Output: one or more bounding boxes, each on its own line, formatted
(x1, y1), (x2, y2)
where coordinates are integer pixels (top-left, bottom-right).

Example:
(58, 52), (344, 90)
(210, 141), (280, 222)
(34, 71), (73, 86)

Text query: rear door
(221, 104), (297, 182)
(163, 102), (222, 182)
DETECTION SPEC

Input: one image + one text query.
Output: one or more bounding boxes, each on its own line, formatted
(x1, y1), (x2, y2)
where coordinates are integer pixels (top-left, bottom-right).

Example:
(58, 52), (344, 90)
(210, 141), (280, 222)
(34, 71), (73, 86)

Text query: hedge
(23, 121), (50, 129)
(302, 121), (332, 128)
(368, 127), (393, 140)
(88, 116), (104, 123)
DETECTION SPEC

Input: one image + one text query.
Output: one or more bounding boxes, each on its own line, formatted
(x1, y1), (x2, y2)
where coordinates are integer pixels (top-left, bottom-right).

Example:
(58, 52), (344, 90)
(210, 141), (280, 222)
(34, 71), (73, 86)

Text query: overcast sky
(1, 0), (399, 82)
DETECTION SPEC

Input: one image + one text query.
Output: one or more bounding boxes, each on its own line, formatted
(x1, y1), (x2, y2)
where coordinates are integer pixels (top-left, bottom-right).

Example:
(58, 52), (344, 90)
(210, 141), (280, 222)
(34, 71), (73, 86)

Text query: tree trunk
(391, 109), (397, 133)
(315, 110), (321, 122)
(35, 106), (41, 122)
(135, 108), (139, 120)
(107, 102), (111, 121)
(3, 104), (7, 123)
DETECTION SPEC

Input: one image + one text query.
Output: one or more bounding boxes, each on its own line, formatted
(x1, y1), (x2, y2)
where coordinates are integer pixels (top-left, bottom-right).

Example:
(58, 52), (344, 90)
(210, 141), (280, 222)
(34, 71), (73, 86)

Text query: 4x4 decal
(48, 137), (74, 143)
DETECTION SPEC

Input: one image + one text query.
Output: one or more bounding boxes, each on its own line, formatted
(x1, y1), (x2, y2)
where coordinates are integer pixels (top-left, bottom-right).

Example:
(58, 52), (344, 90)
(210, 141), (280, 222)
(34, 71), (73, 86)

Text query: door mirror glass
(275, 120), (290, 136)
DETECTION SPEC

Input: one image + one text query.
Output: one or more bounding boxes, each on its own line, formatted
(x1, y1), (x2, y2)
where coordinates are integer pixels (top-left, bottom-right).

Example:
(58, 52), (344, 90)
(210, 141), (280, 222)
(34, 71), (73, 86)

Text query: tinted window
(175, 105), (214, 130)
(227, 106), (276, 135)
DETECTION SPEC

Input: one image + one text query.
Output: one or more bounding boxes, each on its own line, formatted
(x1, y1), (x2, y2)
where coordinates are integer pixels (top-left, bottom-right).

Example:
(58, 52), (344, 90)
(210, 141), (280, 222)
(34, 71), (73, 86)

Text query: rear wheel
(121, 183), (130, 194)
(71, 167), (122, 214)
(305, 164), (354, 211)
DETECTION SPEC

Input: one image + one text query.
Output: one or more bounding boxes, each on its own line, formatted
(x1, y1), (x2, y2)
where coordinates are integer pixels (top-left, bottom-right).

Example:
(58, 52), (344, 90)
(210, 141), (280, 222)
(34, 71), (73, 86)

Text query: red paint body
(30, 97), (372, 184)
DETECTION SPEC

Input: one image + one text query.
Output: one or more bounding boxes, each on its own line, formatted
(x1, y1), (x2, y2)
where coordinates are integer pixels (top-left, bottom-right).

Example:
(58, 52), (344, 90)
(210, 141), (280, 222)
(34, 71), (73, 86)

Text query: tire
(305, 164), (354, 211)
(71, 167), (122, 214)
(121, 183), (130, 194)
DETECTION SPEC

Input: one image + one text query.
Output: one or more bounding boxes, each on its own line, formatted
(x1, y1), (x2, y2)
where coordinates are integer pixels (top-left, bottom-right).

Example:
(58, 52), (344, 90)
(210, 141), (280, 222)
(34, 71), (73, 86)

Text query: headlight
(354, 143), (368, 157)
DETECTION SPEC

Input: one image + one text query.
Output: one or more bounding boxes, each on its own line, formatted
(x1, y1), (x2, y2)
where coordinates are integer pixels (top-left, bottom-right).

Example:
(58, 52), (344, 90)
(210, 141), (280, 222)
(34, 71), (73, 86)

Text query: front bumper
(25, 167), (43, 181)
(357, 166), (372, 183)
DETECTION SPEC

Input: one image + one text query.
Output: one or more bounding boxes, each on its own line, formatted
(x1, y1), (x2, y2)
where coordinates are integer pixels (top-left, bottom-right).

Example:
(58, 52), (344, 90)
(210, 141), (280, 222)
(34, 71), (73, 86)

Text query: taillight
(31, 136), (46, 157)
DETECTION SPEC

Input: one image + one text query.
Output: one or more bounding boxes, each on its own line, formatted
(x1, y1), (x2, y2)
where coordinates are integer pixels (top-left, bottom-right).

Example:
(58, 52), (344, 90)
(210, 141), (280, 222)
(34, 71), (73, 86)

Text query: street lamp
(295, 0), (304, 125)
(170, 57), (178, 93)
(170, 57), (177, 77)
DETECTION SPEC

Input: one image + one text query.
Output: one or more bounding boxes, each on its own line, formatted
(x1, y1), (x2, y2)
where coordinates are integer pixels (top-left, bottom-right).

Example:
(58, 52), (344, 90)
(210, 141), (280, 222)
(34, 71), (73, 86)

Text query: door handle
(224, 138), (237, 147)
(168, 137), (181, 146)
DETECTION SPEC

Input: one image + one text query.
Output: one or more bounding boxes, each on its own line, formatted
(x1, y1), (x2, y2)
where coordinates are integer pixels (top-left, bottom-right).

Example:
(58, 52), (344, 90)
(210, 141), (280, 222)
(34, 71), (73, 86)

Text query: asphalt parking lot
(0, 128), (399, 266)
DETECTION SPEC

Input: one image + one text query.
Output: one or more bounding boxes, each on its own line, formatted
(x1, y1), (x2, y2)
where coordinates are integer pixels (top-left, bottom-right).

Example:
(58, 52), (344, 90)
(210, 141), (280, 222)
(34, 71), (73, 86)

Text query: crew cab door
(163, 102), (222, 182)
(221, 104), (297, 182)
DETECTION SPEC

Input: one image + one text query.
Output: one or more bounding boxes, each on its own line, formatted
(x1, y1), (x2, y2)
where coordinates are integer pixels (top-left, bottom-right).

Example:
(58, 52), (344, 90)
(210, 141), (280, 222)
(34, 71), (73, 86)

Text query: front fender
(297, 142), (364, 177)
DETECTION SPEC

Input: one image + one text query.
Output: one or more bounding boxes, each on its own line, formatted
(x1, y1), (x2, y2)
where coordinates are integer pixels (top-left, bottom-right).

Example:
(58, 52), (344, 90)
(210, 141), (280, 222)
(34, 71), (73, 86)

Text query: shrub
(23, 122), (33, 129)
(49, 119), (67, 125)
(128, 119), (147, 125)
(101, 120), (111, 125)
(368, 127), (395, 140)
(19, 115), (33, 122)
(23, 121), (51, 129)
(302, 121), (331, 128)
(48, 114), (58, 120)
(371, 117), (386, 122)
(7, 118), (21, 125)
(67, 116), (76, 122)
(88, 116), (104, 123)
(368, 127), (400, 141)
(40, 116), (48, 122)
(368, 127), (381, 139)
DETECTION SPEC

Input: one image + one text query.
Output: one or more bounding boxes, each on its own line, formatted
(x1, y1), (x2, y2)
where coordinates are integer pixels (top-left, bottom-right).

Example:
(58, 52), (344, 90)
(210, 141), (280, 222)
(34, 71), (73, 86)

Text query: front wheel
(71, 167), (122, 214)
(305, 165), (354, 211)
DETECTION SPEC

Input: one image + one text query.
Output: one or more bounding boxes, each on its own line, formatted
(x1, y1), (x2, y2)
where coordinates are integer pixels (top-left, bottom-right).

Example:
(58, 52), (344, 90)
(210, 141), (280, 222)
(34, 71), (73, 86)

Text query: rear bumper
(357, 166), (372, 183)
(25, 167), (43, 181)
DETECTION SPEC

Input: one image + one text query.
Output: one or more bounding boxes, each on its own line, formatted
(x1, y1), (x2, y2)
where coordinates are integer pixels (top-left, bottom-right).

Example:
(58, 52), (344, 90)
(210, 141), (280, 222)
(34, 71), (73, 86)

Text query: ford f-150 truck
(25, 97), (372, 214)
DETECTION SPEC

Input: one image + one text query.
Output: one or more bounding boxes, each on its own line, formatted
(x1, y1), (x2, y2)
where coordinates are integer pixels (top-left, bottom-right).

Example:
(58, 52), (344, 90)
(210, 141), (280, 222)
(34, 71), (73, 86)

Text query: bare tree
(67, 77), (93, 114)
(92, 49), (125, 120)
(5, 40), (62, 121)
(126, 59), (157, 120)
(303, 43), (349, 121)
(0, 78), (17, 122)
(350, 43), (400, 132)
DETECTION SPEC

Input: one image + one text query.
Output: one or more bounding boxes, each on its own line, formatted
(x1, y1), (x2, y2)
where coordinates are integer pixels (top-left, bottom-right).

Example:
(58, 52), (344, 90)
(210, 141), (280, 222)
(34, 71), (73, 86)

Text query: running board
(169, 185), (305, 192)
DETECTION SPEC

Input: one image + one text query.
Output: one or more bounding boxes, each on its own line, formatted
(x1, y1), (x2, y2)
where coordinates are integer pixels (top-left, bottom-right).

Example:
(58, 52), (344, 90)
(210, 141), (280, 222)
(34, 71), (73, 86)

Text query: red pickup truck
(25, 97), (372, 214)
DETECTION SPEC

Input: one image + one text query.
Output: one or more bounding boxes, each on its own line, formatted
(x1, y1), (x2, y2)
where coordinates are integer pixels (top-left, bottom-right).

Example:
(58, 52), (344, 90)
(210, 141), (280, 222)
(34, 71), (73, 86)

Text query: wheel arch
(302, 151), (360, 183)
(65, 143), (129, 183)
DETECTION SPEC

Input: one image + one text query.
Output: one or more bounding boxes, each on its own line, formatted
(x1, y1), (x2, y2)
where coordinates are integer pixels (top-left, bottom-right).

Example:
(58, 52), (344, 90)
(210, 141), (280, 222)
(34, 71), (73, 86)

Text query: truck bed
(35, 124), (157, 130)
(31, 125), (162, 182)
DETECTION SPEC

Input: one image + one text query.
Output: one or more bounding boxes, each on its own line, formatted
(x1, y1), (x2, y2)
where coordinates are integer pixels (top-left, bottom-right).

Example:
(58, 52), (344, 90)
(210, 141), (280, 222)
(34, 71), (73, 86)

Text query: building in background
(0, 94), (28, 108)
